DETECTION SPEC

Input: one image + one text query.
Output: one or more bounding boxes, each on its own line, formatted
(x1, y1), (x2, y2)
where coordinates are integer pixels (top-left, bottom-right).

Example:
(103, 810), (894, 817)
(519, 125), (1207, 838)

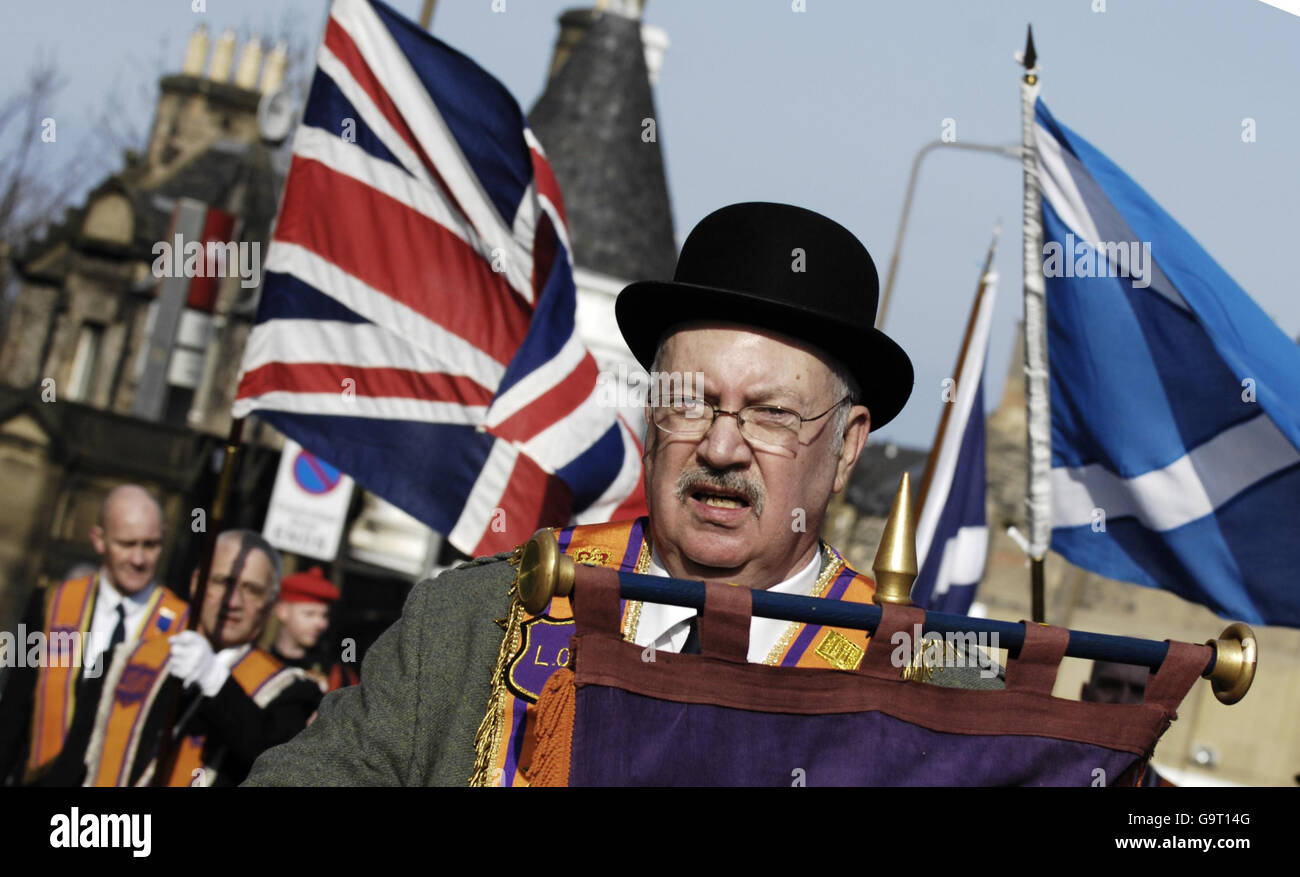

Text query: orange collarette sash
(469, 517), (878, 786)
(165, 648), (290, 788)
(24, 576), (188, 782)
(86, 644), (290, 787)
(25, 575), (96, 780)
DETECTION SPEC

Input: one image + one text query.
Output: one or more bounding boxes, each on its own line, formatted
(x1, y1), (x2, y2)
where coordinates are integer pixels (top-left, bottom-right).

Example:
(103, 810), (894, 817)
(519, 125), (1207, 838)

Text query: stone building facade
(0, 7), (680, 655)
(0, 28), (291, 639)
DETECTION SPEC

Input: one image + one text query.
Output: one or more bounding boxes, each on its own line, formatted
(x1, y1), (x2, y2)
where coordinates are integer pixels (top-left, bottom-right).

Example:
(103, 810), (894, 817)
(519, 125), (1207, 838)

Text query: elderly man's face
(195, 538), (276, 650)
(644, 325), (870, 588)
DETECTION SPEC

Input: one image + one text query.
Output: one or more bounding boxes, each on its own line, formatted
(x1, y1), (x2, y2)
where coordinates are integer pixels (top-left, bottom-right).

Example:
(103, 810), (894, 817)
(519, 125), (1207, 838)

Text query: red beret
(279, 566), (341, 604)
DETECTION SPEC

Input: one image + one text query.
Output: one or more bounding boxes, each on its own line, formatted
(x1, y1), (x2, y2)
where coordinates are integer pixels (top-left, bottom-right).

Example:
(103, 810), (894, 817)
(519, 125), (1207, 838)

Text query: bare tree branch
(0, 52), (96, 250)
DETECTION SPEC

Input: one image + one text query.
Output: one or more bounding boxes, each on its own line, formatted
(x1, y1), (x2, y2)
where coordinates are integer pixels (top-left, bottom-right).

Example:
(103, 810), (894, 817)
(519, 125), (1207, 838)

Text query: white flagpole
(1018, 26), (1050, 623)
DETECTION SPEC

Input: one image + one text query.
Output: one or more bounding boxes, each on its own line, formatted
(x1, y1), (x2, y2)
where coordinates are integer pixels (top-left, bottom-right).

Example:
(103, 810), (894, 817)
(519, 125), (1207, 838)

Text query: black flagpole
(149, 417), (245, 786)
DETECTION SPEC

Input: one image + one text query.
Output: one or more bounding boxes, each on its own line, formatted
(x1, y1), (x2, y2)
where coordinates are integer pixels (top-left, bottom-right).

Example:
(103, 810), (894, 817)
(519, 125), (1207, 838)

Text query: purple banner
(570, 686), (1140, 786)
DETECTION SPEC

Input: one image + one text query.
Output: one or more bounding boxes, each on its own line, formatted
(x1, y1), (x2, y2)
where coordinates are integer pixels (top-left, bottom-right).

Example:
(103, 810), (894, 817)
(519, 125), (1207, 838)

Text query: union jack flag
(233, 0), (647, 556)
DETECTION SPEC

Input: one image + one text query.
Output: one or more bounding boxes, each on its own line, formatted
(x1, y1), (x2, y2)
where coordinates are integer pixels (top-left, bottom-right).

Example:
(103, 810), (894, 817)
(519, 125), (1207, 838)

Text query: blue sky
(4, 0), (1298, 449)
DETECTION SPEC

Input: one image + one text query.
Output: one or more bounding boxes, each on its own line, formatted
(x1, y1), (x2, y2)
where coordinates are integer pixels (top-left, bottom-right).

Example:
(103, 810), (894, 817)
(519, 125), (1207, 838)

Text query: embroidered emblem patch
(814, 629), (864, 671)
(572, 548), (612, 566)
(47, 625), (79, 664)
(506, 616), (576, 703)
(116, 665), (158, 706)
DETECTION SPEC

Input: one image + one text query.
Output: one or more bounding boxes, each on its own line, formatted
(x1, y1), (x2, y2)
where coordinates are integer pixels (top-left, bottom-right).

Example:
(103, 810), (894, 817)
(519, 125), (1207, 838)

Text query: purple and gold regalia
(524, 574), (1209, 787)
(470, 517), (879, 786)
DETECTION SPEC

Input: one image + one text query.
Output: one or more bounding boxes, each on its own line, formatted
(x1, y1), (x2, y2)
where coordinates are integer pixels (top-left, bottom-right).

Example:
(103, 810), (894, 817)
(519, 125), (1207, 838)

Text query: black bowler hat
(616, 202), (914, 428)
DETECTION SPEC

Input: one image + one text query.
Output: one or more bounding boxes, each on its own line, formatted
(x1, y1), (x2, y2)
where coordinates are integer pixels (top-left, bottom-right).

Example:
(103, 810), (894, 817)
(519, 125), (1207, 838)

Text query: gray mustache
(675, 468), (765, 518)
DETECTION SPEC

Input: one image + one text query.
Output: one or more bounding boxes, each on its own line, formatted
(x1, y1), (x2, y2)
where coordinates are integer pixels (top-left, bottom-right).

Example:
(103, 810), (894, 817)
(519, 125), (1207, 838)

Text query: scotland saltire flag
(1036, 98), (1300, 628)
(912, 264), (996, 614)
(232, 0), (646, 556)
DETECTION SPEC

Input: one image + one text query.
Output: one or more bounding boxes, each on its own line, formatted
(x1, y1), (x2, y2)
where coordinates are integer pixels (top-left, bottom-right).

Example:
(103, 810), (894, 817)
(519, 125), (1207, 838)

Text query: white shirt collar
(95, 568), (156, 621)
(86, 570), (157, 668)
(634, 547), (823, 663)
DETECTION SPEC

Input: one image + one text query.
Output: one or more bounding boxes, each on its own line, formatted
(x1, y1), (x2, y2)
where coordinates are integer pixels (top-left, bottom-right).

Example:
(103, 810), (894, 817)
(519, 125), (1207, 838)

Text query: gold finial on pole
(1206, 622), (1257, 705)
(872, 472), (918, 606)
(516, 528), (575, 614)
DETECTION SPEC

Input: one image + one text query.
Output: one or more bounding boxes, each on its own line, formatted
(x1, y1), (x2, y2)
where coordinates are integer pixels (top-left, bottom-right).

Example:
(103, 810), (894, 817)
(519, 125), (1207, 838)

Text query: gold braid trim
(762, 544), (843, 666)
(468, 547), (527, 787)
(619, 537), (653, 641)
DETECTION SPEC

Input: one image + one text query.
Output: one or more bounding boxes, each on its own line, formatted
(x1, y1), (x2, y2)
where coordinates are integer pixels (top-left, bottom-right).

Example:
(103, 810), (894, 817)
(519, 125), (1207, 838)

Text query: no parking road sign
(294, 451), (344, 495)
(263, 439), (355, 561)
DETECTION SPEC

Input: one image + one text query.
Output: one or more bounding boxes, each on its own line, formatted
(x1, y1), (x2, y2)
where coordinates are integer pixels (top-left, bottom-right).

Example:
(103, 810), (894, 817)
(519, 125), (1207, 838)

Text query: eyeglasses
(652, 395), (852, 453)
(207, 574), (272, 606)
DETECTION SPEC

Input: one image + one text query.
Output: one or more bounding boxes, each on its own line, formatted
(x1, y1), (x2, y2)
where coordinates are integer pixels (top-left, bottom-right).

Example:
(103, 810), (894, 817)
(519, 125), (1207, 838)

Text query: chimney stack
(233, 35), (264, 90)
(259, 40), (289, 94)
(209, 29), (237, 82)
(182, 25), (209, 76)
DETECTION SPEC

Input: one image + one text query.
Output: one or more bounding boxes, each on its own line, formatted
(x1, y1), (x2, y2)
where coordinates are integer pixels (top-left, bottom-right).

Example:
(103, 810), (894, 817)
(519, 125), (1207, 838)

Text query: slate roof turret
(528, 9), (676, 282)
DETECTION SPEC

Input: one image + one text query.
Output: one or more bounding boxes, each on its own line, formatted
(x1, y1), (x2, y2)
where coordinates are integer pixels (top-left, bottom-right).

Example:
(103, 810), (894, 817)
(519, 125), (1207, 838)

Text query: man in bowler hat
(246, 202), (1001, 787)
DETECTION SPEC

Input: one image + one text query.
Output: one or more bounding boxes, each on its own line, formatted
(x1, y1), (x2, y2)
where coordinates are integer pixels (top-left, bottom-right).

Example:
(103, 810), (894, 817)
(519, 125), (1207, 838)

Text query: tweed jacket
(245, 556), (515, 786)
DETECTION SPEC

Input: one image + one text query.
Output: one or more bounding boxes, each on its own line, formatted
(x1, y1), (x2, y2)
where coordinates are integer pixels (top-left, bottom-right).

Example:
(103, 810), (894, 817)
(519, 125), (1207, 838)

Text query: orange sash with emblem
(86, 643), (292, 787)
(469, 517), (877, 786)
(24, 576), (187, 782)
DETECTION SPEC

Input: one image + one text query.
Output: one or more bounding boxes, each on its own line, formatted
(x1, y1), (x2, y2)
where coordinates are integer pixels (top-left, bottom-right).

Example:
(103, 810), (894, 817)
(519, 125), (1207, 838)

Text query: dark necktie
(107, 604), (127, 653)
(56, 605), (126, 787)
(680, 616), (701, 655)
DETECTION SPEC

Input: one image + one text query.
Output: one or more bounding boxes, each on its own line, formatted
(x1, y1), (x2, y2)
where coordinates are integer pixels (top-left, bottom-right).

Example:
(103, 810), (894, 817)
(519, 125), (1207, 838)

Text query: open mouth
(691, 488), (751, 510)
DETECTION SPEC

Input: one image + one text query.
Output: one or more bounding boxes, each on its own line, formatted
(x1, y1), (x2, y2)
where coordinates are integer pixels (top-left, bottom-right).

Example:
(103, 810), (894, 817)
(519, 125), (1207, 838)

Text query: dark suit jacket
(245, 554), (1005, 787)
(126, 670), (323, 787)
(92, 643), (323, 787)
(0, 591), (67, 786)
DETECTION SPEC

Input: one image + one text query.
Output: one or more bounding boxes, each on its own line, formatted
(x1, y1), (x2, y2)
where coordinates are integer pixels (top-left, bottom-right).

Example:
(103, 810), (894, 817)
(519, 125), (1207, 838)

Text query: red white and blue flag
(233, 0), (646, 556)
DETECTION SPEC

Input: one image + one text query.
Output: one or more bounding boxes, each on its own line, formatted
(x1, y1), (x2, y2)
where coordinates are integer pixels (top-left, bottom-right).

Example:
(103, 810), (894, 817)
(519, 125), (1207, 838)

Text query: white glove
(168, 631), (229, 697)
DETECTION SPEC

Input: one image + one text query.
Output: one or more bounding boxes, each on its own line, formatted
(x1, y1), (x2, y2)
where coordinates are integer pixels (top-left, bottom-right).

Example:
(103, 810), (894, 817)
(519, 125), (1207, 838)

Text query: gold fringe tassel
(468, 552), (527, 787)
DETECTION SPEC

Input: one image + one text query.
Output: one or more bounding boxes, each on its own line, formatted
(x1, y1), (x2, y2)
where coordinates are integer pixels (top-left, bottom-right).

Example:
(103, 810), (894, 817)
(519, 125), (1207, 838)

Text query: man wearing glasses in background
(83, 530), (320, 786)
(246, 202), (1000, 787)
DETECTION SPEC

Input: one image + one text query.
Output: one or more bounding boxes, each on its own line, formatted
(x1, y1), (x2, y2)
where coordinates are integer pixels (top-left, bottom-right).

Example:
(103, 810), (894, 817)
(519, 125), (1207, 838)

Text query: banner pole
(149, 417), (246, 786)
(1017, 26), (1050, 623)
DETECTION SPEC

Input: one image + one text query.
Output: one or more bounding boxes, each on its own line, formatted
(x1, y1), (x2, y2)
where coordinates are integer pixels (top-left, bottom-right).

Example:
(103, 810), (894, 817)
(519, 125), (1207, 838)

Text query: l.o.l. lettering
(531, 644), (570, 668)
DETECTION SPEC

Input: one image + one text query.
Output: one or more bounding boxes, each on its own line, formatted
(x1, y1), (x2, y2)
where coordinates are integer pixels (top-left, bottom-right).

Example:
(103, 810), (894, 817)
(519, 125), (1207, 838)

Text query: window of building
(67, 324), (104, 402)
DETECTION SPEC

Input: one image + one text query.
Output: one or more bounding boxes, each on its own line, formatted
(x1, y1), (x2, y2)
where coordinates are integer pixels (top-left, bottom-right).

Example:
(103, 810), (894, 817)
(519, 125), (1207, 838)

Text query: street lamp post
(877, 139), (1022, 331)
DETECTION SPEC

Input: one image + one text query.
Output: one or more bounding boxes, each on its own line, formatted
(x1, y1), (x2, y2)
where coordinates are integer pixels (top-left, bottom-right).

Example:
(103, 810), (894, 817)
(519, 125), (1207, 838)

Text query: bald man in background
(0, 485), (189, 786)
